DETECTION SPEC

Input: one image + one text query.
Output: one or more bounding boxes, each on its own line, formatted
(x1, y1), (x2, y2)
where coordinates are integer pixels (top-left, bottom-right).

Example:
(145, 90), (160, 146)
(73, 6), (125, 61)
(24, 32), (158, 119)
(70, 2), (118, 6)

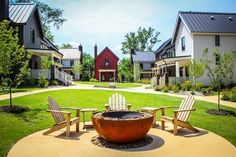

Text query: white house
(60, 45), (83, 80)
(153, 11), (236, 86)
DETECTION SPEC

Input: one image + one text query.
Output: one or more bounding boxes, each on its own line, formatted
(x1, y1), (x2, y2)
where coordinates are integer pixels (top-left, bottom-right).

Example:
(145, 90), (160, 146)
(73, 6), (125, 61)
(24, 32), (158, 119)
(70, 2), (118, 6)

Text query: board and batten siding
(175, 21), (193, 58)
(193, 34), (236, 85)
(23, 11), (42, 49)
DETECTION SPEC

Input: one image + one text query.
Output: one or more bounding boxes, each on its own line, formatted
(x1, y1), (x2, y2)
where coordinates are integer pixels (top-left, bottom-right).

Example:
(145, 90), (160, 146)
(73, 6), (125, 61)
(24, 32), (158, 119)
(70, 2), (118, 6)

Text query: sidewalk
(0, 84), (235, 108)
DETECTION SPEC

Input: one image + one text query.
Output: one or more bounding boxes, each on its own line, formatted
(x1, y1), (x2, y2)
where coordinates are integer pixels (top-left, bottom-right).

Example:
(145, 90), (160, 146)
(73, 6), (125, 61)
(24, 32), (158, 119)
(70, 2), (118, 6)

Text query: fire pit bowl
(92, 111), (153, 143)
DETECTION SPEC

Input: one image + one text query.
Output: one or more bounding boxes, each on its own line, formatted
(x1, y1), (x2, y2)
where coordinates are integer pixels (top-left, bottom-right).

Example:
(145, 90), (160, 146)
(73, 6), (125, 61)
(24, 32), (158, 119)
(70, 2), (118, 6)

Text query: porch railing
(30, 69), (51, 79)
(54, 69), (73, 85)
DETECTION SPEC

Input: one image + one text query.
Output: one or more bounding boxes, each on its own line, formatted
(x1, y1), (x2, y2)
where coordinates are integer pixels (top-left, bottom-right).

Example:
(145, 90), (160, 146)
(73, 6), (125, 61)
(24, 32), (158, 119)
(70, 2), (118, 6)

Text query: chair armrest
(174, 108), (196, 113)
(47, 110), (71, 114)
(61, 107), (81, 111)
(160, 106), (179, 109)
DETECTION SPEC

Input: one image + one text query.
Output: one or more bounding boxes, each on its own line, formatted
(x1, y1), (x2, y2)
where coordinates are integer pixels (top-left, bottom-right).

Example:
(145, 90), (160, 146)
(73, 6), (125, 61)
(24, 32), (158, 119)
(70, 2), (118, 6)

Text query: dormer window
(30, 28), (35, 44)
(105, 58), (109, 66)
(215, 35), (220, 46)
(181, 36), (185, 51)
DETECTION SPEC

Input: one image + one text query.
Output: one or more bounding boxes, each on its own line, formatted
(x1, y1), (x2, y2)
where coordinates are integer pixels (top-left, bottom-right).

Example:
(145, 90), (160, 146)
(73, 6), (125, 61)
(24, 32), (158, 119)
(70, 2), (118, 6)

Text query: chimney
(79, 44), (83, 64)
(0, 0), (9, 22)
(130, 48), (134, 65)
(94, 43), (97, 59)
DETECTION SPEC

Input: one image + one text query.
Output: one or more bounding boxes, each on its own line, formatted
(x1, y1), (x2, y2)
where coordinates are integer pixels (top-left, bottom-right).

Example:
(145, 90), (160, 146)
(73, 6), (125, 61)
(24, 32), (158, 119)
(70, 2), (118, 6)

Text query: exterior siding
(193, 34), (236, 85)
(23, 11), (42, 49)
(175, 21), (193, 58)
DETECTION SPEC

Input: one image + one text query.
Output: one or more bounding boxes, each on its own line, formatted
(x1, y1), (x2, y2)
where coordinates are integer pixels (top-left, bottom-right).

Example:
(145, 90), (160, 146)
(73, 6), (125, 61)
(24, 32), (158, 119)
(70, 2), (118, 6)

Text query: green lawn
(0, 86), (41, 95)
(0, 89), (236, 156)
(74, 81), (142, 88)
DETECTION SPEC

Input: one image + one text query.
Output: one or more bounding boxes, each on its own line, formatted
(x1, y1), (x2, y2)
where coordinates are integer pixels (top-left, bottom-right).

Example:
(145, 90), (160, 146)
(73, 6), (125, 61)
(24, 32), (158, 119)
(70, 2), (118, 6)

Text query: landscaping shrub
(162, 85), (169, 92)
(181, 80), (192, 91)
(195, 82), (204, 91)
(154, 85), (162, 91)
(230, 87), (236, 102)
(171, 85), (179, 93)
(50, 80), (58, 86)
(38, 76), (49, 88)
(176, 81), (181, 89)
(221, 90), (231, 101)
(90, 78), (98, 82)
(137, 80), (150, 84)
(28, 75), (36, 86)
(201, 87), (212, 95)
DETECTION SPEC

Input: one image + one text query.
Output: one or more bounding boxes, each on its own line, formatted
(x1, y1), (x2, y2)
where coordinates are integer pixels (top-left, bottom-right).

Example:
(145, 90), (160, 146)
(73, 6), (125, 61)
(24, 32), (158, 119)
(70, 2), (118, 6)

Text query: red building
(94, 44), (119, 82)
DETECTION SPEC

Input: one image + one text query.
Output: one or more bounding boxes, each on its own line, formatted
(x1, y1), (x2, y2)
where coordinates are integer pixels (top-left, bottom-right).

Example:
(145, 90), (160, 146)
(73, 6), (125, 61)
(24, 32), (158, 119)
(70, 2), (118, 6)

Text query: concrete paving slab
(7, 122), (236, 157)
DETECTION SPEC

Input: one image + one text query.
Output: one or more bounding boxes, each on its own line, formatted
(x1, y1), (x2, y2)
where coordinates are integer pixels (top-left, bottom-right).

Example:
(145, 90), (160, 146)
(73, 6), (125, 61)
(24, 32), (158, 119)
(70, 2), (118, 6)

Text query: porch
(152, 56), (191, 86)
(98, 69), (116, 82)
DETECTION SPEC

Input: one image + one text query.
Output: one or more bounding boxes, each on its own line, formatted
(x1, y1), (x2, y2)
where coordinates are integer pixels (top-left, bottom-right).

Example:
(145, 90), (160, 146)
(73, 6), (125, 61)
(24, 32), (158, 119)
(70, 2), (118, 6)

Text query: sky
(40, 0), (236, 59)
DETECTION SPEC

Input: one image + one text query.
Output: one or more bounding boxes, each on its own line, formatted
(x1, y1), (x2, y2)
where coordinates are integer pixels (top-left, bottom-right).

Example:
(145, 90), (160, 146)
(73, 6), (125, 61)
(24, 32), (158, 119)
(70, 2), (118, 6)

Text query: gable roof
(172, 11), (236, 43)
(9, 3), (36, 23)
(156, 38), (172, 54)
(132, 51), (156, 62)
(59, 48), (81, 60)
(96, 47), (119, 60)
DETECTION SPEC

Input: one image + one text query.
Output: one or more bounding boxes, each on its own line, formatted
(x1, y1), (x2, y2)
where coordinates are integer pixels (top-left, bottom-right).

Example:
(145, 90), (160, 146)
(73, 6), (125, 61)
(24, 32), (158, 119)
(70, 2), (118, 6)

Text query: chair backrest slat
(108, 93), (127, 110)
(177, 95), (195, 122)
(48, 96), (66, 124)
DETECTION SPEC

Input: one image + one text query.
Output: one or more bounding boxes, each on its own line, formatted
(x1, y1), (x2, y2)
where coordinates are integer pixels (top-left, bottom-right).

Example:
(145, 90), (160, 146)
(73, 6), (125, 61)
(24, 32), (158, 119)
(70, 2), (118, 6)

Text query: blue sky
(41, 0), (236, 59)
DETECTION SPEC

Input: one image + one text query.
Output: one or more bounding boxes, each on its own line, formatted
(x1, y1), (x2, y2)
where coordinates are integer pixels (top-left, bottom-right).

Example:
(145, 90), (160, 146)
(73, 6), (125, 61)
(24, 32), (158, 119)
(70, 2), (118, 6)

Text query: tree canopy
(118, 58), (133, 82)
(61, 43), (73, 48)
(121, 27), (161, 54)
(81, 53), (94, 80)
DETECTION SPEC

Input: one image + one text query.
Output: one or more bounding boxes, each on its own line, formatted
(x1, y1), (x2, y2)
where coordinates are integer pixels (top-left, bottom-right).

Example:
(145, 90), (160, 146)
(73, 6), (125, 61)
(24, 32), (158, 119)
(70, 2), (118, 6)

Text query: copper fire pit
(92, 111), (153, 143)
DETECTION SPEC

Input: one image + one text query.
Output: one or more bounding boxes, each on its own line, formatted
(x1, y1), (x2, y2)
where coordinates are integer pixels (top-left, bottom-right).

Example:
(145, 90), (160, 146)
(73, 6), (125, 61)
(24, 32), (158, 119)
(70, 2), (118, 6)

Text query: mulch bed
(91, 135), (153, 149)
(0, 105), (29, 114)
(206, 109), (236, 117)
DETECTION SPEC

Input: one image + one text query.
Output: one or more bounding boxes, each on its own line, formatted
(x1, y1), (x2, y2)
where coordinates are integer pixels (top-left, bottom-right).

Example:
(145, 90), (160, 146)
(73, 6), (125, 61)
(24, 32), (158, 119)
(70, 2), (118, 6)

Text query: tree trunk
(9, 85), (13, 111)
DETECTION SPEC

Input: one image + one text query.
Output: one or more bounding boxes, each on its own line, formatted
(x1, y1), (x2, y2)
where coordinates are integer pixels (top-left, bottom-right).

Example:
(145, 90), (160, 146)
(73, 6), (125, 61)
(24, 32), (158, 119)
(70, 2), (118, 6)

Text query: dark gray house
(0, 0), (72, 85)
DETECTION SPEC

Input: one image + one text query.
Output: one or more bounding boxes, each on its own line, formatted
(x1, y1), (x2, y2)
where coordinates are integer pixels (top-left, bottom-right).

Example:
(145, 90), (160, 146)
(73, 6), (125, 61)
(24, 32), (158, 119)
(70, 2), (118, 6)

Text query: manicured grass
(0, 89), (236, 156)
(0, 86), (41, 95)
(74, 81), (142, 88)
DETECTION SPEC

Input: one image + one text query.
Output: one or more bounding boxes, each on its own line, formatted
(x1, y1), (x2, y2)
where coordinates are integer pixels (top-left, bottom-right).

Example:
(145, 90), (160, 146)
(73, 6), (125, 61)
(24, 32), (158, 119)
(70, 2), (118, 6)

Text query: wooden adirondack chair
(160, 94), (199, 135)
(43, 96), (80, 136)
(105, 93), (132, 110)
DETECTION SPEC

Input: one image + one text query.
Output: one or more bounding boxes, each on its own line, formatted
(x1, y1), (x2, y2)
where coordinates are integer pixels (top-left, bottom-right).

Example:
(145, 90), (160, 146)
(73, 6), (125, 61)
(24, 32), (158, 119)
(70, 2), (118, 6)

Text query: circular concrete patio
(7, 122), (236, 157)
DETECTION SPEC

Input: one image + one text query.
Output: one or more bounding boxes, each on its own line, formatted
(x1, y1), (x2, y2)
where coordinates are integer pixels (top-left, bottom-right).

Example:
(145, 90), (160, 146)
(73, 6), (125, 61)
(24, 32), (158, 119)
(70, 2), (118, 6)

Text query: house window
(140, 63), (143, 70)
(181, 36), (185, 51)
(30, 28), (35, 44)
(109, 73), (113, 81)
(215, 35), (220, 46)
(105, 58), (109, 66)
(151, 63), (154, 68)
(102, 74), (105, 81)
(70, 60), (74, 66)
(215, 54), (220, 65)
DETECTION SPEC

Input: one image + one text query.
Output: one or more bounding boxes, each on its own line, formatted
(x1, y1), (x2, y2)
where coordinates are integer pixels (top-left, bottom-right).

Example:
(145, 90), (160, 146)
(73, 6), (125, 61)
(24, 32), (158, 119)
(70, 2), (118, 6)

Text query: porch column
(114, 71), (115, 82)
(99, 71), (101, 82)
(175, 62), (180, 77)
(183, 67), (186, 77)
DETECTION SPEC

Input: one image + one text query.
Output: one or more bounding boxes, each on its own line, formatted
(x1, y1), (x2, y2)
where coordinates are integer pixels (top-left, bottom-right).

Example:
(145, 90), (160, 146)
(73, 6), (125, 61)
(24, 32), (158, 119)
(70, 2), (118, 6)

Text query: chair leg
(161, 120), (165, 130)
(76, 121), (80, 132)
(185, 123), (199, 132)
(173, 121), (178, 135)
(66, 124), (70, 136)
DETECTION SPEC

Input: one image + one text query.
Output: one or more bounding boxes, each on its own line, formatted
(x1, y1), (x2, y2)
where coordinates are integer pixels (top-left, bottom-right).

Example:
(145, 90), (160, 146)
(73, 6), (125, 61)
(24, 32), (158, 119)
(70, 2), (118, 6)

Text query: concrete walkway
(7, 122), (236, 157)
(0, 83), (236, 108)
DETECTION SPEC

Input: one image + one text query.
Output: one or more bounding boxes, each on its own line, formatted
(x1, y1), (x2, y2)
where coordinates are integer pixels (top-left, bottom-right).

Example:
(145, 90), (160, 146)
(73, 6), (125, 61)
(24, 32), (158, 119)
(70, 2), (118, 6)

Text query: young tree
(133, 63), (141, 82)
(16, 0), (66, 42)
(72, 61), (82, 80)
(81, 54), (94, 80)
(201, 48), (236, 111)
(118, 58), (133, 82)
(41, 56), (52, 69)
(187, 59), (204, 87)
(121, 27), (161, 54)
(0, 20), (31, 111)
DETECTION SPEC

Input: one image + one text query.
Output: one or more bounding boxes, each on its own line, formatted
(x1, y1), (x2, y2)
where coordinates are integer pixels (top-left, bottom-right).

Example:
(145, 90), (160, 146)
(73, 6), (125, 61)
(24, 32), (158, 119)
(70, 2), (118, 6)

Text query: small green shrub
(195, 82), (204, 91)
(221, 90), (230, 101)
(176, 81), (181, 89)
(137, 80), (150, 84)
(154, 86), (162, 91)
(206, 87), (212, 93)
(50, 80), (58, 86)
(162, 85), (169, 92)
(201, 88), (208, 95)
(171, 85), (179, 93)
(181, 80), (192, 91)
(229, 87), (236, 102)
(28, 75), (36, 86)
(231, 87), (236, 95)
(190, 90), (195, 95)
(89, 78), (98, 82)
(38, 76), (49, 88)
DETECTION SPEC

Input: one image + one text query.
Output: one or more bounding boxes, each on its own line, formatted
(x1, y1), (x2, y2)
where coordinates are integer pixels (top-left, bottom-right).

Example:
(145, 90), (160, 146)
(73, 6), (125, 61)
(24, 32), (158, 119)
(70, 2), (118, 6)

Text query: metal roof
(9, 3), (36, 23)
(60, 49), (82, 60)
(180, 11), (236, 33)
(132, 51), (156, 62)
(156, 38), (172, 54)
